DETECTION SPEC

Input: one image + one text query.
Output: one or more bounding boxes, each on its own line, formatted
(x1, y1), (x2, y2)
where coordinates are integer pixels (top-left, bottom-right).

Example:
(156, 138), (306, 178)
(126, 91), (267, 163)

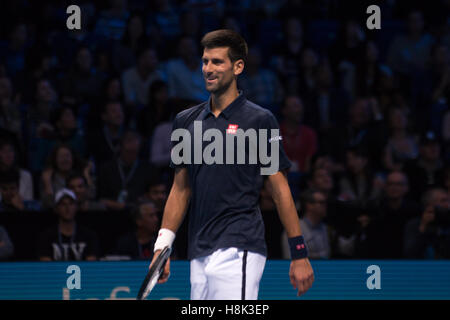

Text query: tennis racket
(136, 246), (171, 300)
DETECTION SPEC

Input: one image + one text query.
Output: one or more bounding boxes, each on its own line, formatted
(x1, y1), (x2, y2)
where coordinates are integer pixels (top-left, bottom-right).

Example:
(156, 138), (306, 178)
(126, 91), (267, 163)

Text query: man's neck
(210, 85), (239, 117)
(59, 220), (75, 236)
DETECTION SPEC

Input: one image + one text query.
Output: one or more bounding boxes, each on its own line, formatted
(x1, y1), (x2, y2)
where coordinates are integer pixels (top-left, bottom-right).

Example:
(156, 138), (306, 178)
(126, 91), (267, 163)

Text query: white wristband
(154, 228), (176, 252)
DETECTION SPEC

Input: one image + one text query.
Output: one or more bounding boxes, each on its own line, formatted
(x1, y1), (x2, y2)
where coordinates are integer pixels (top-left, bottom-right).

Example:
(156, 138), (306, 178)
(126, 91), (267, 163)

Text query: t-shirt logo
(226, 124), (239, 134)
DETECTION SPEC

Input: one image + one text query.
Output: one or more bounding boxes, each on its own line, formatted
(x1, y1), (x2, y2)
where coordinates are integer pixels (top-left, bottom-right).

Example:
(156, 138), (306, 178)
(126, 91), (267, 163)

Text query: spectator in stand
(139, 173), (168, 214)
(86, 76), (124, 134)
(279, 95), (317, 174)
(0, 139), (34, 201)
(238, 46), (284, 113)
(302, 59), (349, 147)
(404, 188), (450, 259)
(25, 78), (59, 145)
(179, 10), (201, 43)
(37, 188), (99, 261)
(166, 35), (209, 102)
(94, 0), (130, 41)
(122, 46), (165, 107)
(387, 10), (435, 78)
(32, 106), (86, 173)
(355, 41), (384, 97)
(0, 76), (23, 145)
(271, 16), (304, 95)
(60, 46), (105, 106)
(259, 177), (284, 259)
(112, 12), (149, 73)
(297, 47), (319, 100)
(2, 22), (29, 78)
(147, 0), (180, 42)
(0, 225), (14, 260)
(114, 200), (160, 260)
(87, 101), (126, 166)
(328, 97), (385, 166)
(382, 106), (419, 171)
(281, 189), (331, 259)
(307, 167), (335, 199)
(0, 169), (40, 212)
(337, 145), (384, 206)
(136, 80), (171, 140)
(362, 170), (421, 258)
(149, 98), (196, 171)
(67, 173), (105, 212)
(98, 131), (152, 210)
(403, 130), (446, 200)
(40, 143), (93, 209)
(330, 20), (366, 100)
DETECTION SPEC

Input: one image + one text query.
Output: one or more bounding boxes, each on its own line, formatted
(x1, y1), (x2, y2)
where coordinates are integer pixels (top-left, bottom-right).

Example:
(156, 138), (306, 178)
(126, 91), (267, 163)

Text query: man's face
(385, 172), (408, 200)
(312, 169), (333, 193)
(307, 192), (327, 219)
(148, 184), (167, 210)
(137, 204), (159, 234)
(68, 178), (87, 202)
(202, 47), (243, 94)
(0, 182), (19, 203)
(55, 197), (77, 221)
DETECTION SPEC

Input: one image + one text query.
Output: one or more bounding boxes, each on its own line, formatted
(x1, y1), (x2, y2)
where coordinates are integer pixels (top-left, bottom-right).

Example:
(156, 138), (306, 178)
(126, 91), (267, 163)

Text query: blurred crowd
(0, 0), (449, 261)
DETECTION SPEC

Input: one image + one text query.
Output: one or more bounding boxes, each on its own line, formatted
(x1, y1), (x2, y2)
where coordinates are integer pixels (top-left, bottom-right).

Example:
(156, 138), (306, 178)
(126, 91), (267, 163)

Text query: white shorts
(190, 247), (266, 300)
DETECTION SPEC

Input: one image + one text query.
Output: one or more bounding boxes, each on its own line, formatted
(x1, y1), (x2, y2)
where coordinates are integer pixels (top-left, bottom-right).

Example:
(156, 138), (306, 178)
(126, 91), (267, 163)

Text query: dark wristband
(288, 235), (308, 259)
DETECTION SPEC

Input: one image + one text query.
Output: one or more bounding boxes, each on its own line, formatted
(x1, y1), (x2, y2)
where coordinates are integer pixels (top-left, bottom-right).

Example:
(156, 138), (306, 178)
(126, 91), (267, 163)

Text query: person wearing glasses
(282, 189), (331, 259)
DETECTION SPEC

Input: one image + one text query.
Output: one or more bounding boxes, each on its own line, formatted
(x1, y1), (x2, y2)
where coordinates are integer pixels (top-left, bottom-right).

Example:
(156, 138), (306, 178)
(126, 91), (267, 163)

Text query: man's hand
(149, 249), (171, 284)
(289, 258), (314, 296)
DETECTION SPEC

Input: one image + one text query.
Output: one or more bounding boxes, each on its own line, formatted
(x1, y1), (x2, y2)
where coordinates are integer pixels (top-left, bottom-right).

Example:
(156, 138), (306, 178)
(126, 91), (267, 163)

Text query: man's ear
(234, 59), (244, 76)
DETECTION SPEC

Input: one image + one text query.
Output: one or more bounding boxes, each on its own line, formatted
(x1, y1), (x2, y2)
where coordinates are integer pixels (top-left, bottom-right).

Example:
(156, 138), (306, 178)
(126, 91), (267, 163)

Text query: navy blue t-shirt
(170, 92), (291, 260)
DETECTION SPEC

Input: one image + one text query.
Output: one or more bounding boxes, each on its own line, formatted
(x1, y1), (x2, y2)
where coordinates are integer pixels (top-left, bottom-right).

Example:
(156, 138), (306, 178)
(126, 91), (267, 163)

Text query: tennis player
(149, 29), (314, 300)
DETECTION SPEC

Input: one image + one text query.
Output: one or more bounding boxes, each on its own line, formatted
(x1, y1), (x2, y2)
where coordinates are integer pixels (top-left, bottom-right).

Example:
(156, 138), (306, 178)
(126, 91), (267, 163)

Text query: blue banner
(0, 260), (449, 300)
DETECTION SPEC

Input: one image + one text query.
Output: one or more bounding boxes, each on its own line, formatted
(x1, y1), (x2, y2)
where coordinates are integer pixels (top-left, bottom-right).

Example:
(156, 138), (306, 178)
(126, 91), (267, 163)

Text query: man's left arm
(268, 171), (314, 296)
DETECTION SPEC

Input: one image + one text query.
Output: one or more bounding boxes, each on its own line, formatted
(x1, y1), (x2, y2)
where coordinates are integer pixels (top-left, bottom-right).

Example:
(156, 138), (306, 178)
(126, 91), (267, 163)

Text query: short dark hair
(201, 29), (248, 62)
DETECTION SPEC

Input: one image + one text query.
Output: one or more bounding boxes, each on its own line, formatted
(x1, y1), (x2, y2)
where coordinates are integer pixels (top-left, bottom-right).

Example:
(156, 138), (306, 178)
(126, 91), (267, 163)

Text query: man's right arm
(160, 167), (191, 232)
(150, 167), (191, 283)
